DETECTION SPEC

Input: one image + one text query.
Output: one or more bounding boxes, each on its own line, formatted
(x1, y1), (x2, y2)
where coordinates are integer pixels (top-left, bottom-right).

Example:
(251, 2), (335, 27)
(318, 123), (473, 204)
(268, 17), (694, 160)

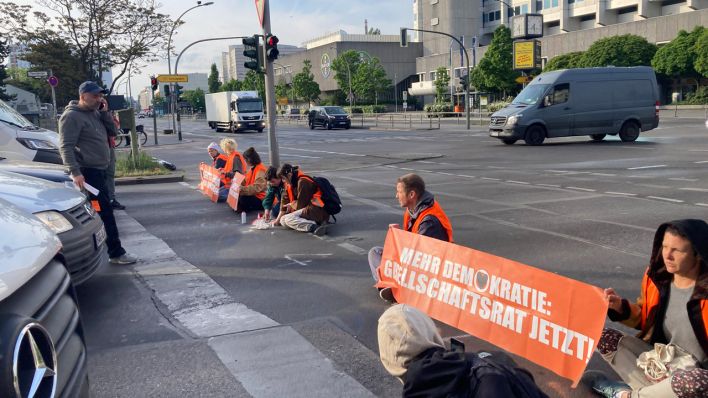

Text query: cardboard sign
(198, 163), (221, 202)
(376, 228), (608, 386)
(226, 172), (245, 210)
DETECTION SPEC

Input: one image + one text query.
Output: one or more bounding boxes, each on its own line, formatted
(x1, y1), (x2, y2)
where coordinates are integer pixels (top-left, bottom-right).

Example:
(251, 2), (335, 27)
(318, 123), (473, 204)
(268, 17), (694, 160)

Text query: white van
(489, 66), (660, 145)
(0, 99), (62, 164)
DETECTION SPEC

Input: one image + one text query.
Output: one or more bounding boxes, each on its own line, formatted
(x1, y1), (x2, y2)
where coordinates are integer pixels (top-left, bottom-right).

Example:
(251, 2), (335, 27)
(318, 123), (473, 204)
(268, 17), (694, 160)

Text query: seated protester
(219, 138), (246, 201)
(583, 219), (708, 398)
(262, 166), (284, 221)
(207, 142), (229, 202)
(378, 304), (548, 398)
(237, 147), (267, 213)
(273, 163), (328, 236)
(369, 173), (452, 302)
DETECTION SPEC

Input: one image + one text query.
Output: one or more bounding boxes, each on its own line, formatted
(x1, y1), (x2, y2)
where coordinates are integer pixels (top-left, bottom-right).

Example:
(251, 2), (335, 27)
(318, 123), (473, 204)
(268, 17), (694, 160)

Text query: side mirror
(230, 102), (235, 111)
(543, 95), (552, 107)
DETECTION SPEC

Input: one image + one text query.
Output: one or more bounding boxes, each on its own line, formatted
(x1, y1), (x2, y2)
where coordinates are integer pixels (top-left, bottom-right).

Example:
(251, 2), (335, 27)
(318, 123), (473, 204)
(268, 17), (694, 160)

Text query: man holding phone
(58, 81), (137, 265)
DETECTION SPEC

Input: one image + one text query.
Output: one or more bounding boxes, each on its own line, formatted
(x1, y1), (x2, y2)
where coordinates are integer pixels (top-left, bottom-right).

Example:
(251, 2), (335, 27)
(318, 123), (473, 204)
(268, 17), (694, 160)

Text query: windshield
(237, 99), (263, 113)
(0, 100), (34, 128)
(324, 107), (347, 115)
(511, 84), (551, 105)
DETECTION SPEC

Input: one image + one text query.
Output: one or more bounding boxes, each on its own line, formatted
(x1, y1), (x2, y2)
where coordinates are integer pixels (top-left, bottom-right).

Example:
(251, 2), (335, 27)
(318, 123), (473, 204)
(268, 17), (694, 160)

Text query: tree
(352, 57), (391, 104)
(582, 34), (656, 68)
(652, 27), (705, 79)
(182, 88), (205, 112)
(207, 63), (220, 93)
(367, 27), (381, 35)
(470, 26), (519, 94)
(433, 67), (450, 104)
(242, 70), (265, 99)
(695, 29), (708, 78)
(544, 52), (585, 72)
(292, 60), (320, 105)
(275, 79), (290, 101)
(331, 50), (363, 102)
(220, 79), (242, 92)
(0, 37), (12, 101)
(0, 0), (174, 93)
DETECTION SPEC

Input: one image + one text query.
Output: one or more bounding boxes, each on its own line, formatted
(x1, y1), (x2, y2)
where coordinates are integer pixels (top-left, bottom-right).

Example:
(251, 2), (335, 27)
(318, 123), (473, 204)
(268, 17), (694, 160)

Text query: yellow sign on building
(157, 74), (189, 83)
(513, 40), (542, 70)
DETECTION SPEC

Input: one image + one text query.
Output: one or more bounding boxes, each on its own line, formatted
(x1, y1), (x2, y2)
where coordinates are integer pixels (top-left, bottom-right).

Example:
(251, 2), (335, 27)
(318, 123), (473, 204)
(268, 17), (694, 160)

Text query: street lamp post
(167, 1), (214, 139)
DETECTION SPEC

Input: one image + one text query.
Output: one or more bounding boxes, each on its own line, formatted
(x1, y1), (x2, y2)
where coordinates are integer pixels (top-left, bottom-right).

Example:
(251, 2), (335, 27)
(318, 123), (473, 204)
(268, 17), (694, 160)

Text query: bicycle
(115, 124), (148, 147)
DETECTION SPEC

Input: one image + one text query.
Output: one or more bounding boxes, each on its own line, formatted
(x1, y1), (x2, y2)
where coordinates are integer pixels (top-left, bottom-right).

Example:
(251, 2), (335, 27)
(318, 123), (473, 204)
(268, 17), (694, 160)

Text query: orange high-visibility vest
(213, 153), (229, 186)
(403, 200), (453, 242)
(244, 163), (267, 200)
(223, 151), (246, 189)
(285, 174), (324, 209)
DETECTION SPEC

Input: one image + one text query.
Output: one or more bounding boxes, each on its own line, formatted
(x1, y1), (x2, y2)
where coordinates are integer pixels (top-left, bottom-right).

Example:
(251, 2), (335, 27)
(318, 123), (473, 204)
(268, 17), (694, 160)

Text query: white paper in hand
(83, 182), (100, 196)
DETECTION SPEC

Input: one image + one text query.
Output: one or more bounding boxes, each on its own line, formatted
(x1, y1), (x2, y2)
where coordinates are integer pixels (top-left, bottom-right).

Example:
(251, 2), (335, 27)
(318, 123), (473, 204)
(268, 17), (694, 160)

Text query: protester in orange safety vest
(237, 147), (267, 213)
(207, 142), (229, 202)
(273, 163), (328, 235)
(582, 219), (708, 398)
(219, 138), (246, 190)
(368, 173), (453, 303)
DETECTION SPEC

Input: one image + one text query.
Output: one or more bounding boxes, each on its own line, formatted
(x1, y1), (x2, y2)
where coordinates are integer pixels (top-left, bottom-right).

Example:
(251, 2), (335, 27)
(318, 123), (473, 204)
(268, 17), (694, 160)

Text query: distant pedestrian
(262, 166), (283, 222)
(237, 147), (266, 213)
(274, 163), (328, 235)
(58, 81), (137, 265)
(583, 219), (708, 398)
(369, 174), (452, 302)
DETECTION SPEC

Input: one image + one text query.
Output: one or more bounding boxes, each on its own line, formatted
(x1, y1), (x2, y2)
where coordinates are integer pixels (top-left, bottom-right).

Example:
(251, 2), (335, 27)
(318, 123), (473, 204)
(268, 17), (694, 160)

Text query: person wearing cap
(207, 142), (229, 202)
(58, 81), (137, 265)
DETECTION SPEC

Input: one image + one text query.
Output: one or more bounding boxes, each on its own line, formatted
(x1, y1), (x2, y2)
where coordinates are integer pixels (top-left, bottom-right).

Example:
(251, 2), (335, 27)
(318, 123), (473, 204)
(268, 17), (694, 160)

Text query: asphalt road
(79, 116), (707, 397)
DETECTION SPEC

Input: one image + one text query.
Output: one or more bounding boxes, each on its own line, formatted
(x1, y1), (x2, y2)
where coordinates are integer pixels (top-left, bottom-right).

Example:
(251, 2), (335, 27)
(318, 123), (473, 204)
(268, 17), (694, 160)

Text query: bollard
(390, 114), (394, 128)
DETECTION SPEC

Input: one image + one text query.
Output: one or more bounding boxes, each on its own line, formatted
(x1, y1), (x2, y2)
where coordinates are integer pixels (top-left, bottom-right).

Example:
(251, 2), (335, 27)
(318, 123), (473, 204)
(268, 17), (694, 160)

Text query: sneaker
(378, 287), (397, 303)
(111, 200), (126, 210)
(313, 224), (328, 236)
(110, 253), (138, 265)
(581, 371), (631, 398)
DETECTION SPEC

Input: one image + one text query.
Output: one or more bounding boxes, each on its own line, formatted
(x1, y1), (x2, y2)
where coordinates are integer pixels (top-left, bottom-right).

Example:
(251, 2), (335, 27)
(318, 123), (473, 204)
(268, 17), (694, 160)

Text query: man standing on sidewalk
(58, 81), (137, 265)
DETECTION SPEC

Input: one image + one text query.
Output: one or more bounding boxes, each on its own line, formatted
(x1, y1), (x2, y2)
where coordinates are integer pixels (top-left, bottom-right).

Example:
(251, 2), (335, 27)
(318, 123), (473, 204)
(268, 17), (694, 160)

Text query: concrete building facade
(274, 30), (423, 105)
(221, 44), (304, 82)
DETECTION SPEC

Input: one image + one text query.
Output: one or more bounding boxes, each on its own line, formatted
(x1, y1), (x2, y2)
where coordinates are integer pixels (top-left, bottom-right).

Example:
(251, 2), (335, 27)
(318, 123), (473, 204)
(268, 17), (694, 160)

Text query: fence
(276, 112), (494, 130)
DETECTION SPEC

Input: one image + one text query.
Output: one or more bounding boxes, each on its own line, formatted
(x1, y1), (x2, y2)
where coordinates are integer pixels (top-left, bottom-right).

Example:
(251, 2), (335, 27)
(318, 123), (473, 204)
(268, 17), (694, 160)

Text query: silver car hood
(0, 198), (62, 301)
(0, 170), (84, 213)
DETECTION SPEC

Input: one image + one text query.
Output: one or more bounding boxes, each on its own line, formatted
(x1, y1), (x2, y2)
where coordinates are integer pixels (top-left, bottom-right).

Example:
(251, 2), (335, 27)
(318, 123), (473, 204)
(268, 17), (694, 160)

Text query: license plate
(248, 123), (255, 126)
(94, 226), (107, 249)
(490, 131), (499, 137)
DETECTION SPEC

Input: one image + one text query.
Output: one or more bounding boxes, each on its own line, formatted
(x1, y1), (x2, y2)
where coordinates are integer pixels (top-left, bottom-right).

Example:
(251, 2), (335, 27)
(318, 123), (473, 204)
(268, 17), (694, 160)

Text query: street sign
(28, 71), (48, 78)
(402, 91), (408, 101)
(515, 76), (530, 84)
(47, 76), (59, 87)
(255, 0), (265, 27)
(157, 74), (189, 83)
(277, 97), (288, 105)
(513, 40), (542, 70)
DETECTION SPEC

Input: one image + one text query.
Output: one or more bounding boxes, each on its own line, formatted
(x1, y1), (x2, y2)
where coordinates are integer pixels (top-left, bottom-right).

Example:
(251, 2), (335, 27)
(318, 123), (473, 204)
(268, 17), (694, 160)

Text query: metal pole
(394, 72), (398, 113)
(151, 88), (158, 145)
(262, 1), (280, 168)
(49, 69), (57, 131)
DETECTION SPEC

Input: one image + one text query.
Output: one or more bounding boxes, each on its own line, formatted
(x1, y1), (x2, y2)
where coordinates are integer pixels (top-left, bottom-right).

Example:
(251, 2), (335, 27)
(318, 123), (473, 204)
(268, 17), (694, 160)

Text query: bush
(487, 100), (511, 112)
(362, 105), (385, 113)
(115, 151), (169, 178)
(683, 86), (708, 105)
(344, 106), (363, 113)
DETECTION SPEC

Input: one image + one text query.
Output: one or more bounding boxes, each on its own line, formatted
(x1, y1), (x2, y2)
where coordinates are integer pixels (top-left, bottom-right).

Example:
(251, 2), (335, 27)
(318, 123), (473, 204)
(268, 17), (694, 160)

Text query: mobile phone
(99, 102), (105, 110)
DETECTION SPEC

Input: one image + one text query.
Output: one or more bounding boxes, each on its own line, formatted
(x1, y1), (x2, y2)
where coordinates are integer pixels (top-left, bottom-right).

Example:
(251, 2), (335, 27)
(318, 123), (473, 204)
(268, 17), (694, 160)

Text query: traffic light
(150, 76), (158, 91)
(163, 84), (170, 96)
(265, 35), (279, 61)
(174, 84), (184, 100)
(459, 75), (468, 90)
(400, 28), (408, 47)
(242, 35), (261, 72)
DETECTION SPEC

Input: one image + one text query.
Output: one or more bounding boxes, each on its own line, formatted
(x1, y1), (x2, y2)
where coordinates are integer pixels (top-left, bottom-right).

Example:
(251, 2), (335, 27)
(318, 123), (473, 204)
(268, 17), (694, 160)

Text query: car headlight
(16, 138), (58, 150)
(34, 211), (73, 233)
(506, 115), (522, 126)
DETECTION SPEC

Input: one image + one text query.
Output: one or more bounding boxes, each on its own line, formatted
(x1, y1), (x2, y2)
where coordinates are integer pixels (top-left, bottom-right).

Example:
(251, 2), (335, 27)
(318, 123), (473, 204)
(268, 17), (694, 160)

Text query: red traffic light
(150, 76), (158, 90)
(267, 35), (279, 46)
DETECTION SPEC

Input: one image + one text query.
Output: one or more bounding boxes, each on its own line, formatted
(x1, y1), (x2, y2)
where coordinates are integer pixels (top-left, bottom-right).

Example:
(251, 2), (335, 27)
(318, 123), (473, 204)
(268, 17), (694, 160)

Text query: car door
(542, 83), (573, 138)
(317, 110), (328, 127)
(571, 80), (613, 136)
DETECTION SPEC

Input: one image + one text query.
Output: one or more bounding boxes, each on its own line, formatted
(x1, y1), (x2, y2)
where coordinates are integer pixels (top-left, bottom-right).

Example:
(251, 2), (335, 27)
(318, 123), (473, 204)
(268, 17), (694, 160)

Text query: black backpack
(310, 176), (342, 217)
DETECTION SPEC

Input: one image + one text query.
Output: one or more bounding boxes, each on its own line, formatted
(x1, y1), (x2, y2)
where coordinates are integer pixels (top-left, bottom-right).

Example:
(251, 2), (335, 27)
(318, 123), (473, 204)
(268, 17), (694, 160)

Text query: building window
(483, 13), (488, 23)
(522, 4), (529, 13)
(514, 6), (521, 15)
(536, 0), (543, 10)
(431, 17), (439, 26)
(579, 14), (595, 21)
(617, 5), (638, 14)
(495, 10), (501, 20)
(429, 71), (437, 80)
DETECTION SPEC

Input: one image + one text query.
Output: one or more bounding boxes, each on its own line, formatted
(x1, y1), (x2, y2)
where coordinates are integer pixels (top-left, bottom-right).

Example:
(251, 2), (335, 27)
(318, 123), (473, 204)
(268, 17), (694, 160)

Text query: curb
(116, 172), (184, 186)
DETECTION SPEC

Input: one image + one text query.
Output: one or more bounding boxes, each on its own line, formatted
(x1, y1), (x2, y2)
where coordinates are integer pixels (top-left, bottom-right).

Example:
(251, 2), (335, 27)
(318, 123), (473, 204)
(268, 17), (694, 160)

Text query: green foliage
(695, 29), (708, 77)
(352, 57), (391, 104)
(182, 88), (205, 112)
(362, 105), (386, 113)
(275, 79), (289, 100)
(0, 38), (11, 101)
(487, 100), (512, 112)
(682, 86), (708, 104)
(220, 79), (243, 92)
(652, 27), (704, 77)
(367, 27), (381, 35)
(208, 63), (220, 93)
(544, 52), (585, 72)
(470, 26), (519, 94)
(242, 70), (265, 99)
(582, 34), (656, 67)
(292, 60), (320, 104)
(424, 103), (453, 113)
(331, 50), (362, 101)
(115, 151), (168, 177)
(433, 67), (450, 104)
(345, 106), (363, 113)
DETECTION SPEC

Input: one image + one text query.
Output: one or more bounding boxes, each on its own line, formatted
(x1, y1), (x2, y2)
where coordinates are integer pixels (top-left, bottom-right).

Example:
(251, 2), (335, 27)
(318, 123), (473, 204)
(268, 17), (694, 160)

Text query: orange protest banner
(226, 172), (245, 210)
(198, 163), (221, 202)
(376, 228), (608, 386)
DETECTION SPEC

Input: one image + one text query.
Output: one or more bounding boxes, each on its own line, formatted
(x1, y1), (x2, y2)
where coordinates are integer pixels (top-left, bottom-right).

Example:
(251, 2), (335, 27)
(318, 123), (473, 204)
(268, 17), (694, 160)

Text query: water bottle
(241, 211), (247, 224)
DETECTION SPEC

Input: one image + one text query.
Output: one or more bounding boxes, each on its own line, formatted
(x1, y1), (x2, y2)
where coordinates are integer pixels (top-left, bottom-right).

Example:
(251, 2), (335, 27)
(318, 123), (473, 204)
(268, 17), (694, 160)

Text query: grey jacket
(405, 190), (449, 242)
(59, 101), (118, 176)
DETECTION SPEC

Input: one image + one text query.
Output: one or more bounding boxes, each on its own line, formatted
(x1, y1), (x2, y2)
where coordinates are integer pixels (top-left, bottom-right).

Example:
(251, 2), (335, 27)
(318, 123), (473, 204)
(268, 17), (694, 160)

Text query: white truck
(205, 91), (265, 133)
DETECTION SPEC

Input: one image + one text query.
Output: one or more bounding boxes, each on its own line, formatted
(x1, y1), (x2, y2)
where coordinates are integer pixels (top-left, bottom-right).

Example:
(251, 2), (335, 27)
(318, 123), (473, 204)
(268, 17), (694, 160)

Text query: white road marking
(506, 180), (530, 185)
(545, 170), (569, 173)
(280, 146), (366, 157)
(696, 203), (708, 207)
(605, 191), (637, 196)
(591, 173), (617, 177)
(399, 167), (415, 171)
(436, 172), (456, 176)
(679, 187), (708, 192)
(536, 183), (561, 188)
(281, 153), (321, 159)
(279, 253), (333, 267)
(456, 174), (476, 179)
(178, 181), (197, 189)
(566, 187), (596, 192)
(338, 242), (368, 255)
(669, 178), (699, 182)
(694, 160), (708, 164)
(481, 177), (500, 181)
(648, 196), (684, 203)
(627, 164), (666, 170)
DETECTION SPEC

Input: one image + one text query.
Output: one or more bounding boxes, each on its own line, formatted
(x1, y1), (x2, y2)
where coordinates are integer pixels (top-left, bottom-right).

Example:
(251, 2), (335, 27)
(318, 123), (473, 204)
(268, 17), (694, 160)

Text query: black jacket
(406, 191), (448, 242)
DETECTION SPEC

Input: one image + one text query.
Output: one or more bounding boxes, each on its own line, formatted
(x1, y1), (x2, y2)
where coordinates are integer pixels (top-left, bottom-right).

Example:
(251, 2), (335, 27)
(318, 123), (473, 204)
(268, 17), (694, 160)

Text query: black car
(308, 106), (351, 130)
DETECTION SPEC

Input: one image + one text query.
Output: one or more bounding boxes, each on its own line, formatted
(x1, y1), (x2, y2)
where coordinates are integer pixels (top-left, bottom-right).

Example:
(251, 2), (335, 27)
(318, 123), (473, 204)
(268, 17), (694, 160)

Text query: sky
(13, 0), (413, 98)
